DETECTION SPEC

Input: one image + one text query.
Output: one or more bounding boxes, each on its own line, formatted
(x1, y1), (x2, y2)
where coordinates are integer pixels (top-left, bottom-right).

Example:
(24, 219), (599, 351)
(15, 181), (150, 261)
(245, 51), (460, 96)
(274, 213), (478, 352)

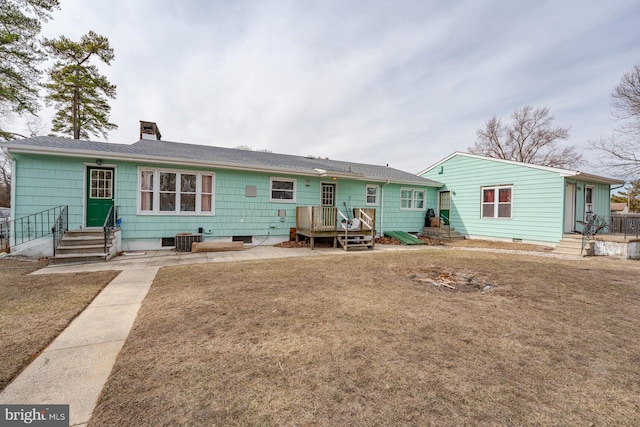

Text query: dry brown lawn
(0, 259), (118, 391)
(91, 250), (640, 426)
(441, 238), (553, 252)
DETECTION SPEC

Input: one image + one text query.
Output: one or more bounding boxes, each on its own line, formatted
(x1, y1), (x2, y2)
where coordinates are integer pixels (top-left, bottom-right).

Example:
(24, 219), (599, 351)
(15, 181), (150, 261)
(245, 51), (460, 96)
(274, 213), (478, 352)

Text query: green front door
(439, 191), (451, 225)
(86, 167), (114, 227)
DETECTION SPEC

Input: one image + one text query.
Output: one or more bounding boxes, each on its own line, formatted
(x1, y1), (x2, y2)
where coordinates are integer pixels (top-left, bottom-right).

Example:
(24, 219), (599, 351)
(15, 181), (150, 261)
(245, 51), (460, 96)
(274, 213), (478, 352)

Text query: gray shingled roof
(1, 136), (442, 186)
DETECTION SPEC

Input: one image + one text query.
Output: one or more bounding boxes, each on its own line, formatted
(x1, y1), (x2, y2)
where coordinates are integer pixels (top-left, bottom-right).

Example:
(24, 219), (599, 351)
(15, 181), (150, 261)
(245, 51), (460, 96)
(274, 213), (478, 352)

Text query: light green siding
(13, 155), (86, 227)
(422, 155), (563, 243)
(12, 153), (436, 247)
(421, 155), (613, 243)
(568, 179), (611, 226)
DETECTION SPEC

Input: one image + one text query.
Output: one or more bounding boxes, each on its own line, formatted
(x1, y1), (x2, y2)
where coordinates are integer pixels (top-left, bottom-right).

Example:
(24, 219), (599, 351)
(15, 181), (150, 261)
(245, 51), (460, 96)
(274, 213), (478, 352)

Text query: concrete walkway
(0, 243), (579, 426)
(0, 268), (159, 426)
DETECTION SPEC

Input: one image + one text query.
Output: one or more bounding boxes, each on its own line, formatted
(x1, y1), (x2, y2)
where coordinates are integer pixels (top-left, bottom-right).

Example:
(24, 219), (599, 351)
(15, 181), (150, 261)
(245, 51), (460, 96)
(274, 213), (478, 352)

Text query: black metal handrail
(51, 206), (68, 256)
(103, 205), (118, 253)
(0, 206), (68, 254)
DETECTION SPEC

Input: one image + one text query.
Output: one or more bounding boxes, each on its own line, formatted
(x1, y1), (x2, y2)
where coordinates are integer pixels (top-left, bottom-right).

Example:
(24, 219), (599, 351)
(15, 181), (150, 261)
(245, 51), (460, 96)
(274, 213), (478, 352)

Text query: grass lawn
(0, 259), (118, 391)
(90, 249), (640, 426)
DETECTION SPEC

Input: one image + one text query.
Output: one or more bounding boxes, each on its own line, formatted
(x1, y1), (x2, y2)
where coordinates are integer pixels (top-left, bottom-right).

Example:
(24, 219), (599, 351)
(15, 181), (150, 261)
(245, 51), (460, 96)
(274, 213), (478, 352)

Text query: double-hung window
(366, 185), (379, 205)
(400, 188), (426, 210)
(482, 186), (512, 219)
(270, 178), (296, 202)
(139, 168), (215, 214)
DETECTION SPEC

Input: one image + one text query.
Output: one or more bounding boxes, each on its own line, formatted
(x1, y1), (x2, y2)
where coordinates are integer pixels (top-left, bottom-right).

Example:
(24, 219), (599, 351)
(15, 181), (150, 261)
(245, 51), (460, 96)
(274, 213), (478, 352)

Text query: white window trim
(365, 184), (379, 206)
(585, 185), (594, 214)
(400, 188), (426, 211)
(137, 167), (215, 215)
(270, 177), (297, 203)
(481, 185), (513, 219)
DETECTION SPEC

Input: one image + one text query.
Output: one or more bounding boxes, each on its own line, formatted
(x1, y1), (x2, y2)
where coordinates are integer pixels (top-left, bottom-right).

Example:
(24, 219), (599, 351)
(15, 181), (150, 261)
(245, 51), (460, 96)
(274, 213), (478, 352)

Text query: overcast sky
(20, 0), (640, 174)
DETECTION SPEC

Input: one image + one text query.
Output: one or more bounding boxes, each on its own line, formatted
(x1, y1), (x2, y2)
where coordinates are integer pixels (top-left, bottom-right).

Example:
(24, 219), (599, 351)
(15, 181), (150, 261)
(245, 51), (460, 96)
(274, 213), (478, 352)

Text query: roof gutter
(570, 172), (625, 186)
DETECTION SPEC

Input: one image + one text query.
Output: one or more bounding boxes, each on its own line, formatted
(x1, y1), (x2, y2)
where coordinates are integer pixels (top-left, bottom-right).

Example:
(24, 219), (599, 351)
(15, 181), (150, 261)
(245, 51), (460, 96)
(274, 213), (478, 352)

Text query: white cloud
(8, 0), (639, 175)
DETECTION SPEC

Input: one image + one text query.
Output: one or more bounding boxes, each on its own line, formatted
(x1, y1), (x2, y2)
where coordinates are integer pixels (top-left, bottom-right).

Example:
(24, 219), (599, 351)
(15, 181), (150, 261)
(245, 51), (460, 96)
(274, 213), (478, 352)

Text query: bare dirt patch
(0, 259), (118, 391)
(403, 266), (496, 292)
(90, 251), (640, 426)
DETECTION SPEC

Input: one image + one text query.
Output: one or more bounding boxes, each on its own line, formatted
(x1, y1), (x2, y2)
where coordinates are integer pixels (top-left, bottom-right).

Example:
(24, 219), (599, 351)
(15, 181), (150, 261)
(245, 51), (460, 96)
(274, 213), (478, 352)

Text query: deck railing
(296, 206), (338, 232)
(297, 206), (376, 233)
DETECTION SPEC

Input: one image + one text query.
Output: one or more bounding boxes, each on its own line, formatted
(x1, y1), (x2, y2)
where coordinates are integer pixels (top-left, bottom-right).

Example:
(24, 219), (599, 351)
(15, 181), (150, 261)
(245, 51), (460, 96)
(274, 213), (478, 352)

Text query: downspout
(380, 180), (390, 236)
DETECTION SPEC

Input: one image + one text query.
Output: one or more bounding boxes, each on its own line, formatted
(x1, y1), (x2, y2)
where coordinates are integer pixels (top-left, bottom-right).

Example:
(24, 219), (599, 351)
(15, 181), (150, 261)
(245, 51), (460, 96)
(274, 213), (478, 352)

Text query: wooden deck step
(336, 234), (374, 251)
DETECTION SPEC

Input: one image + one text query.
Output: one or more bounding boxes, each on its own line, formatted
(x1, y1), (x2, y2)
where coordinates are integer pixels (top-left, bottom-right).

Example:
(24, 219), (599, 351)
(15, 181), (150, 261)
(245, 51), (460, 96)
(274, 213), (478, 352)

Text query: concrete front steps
(421, 225), (465, 241)
(554, 234), (592, 257)
(51, 229), (116, 264)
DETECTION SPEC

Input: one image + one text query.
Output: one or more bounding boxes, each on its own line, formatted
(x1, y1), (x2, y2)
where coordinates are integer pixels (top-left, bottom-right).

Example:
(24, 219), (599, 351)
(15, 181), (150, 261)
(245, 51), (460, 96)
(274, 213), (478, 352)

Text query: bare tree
(0, 152), (10, 207)
(611, 64), (640, 136)
(590, 64), (640, 178)
(469, 106), (582, 168)
(25, 116), (48, 137)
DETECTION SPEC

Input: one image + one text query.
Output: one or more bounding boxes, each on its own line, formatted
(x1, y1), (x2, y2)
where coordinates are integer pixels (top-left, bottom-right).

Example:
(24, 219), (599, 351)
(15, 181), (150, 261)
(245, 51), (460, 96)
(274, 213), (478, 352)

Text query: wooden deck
(295, 207), (376, 250)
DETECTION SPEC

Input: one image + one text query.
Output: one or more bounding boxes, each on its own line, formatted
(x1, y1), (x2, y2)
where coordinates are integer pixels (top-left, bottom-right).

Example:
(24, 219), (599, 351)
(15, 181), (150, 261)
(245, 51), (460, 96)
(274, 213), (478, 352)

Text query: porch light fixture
(96, 159), (103, 165)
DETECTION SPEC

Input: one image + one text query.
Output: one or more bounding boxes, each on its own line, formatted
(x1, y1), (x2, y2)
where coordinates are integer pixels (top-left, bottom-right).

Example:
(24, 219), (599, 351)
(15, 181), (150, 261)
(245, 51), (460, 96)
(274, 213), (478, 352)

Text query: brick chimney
(140, 121), (161, 140)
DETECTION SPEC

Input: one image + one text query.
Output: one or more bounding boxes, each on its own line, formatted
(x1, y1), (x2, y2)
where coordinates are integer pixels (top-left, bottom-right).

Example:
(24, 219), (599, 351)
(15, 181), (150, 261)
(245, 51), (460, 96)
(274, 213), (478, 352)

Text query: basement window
(232, 236), (253, 243)
(161, 237), (175, 247)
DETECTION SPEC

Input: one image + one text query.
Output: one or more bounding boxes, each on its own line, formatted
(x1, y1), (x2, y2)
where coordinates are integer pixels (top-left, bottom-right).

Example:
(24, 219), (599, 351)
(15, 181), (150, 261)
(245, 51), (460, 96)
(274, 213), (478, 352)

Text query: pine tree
(0, 0), (59, 140)
(42, 31), (117, 140)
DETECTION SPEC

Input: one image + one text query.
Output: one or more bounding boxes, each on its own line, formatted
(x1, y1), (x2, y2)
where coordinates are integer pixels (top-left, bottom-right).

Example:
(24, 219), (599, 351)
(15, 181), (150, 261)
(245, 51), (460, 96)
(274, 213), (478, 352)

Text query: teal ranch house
(419, 152), (624, 245)
(1, 124), (443, 258)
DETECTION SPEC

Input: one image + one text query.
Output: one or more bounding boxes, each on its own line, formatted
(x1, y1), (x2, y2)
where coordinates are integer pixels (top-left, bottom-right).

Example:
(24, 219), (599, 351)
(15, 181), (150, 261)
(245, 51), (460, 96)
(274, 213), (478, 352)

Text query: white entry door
(564, 183), (576, 232)
(321, 183), (336, 207)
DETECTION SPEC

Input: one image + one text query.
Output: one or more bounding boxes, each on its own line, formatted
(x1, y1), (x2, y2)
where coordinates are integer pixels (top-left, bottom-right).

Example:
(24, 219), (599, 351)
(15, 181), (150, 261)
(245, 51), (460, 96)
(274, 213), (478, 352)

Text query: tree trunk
(73, 67), (79, 139)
